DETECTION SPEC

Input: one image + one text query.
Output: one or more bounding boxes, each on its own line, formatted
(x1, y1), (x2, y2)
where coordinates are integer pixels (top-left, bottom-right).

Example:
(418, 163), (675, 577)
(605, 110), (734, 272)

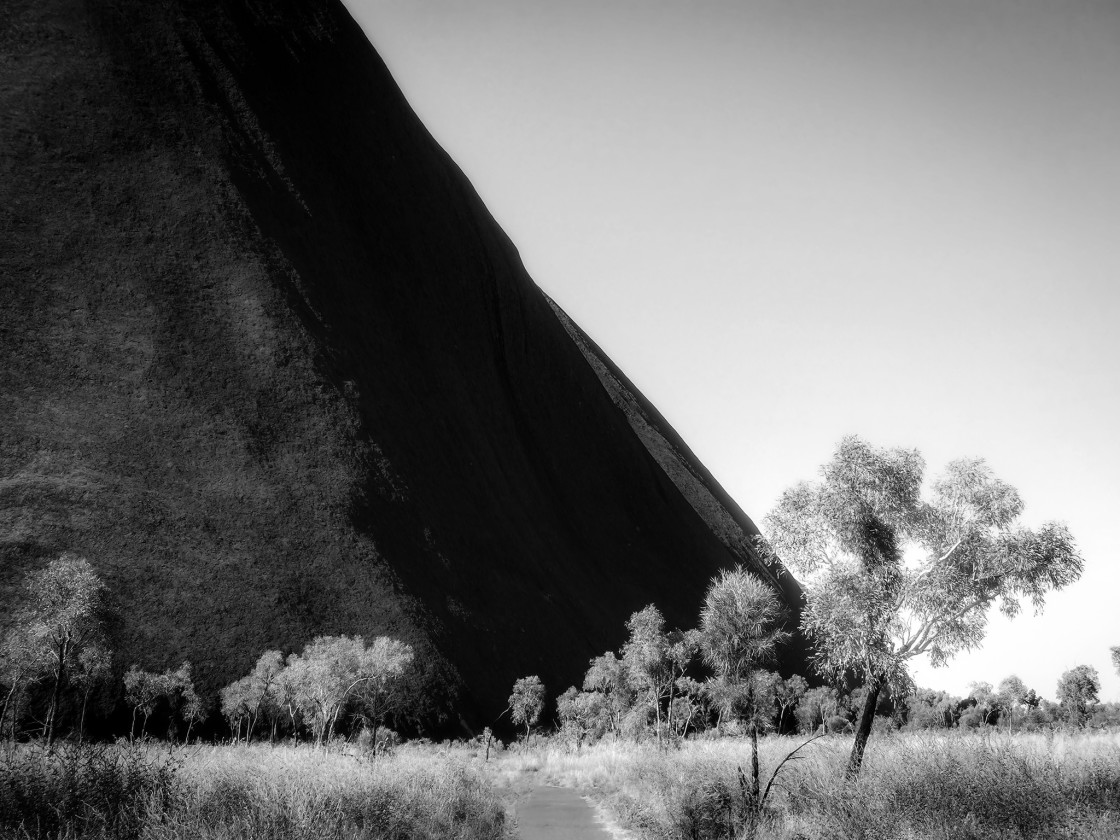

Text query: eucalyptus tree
(508, 675), (545, 740)
(124, 665), (169, 740)
(1111, 646), (1120, 679)
(351, 636), (414, 749)
(71, 644), (112, 743)
(223, 650), (284, 742)
(768, 672), (808, 733)
(248, 650), (285, 742)
(752, 676), (806, 734)
(18, 554), (109, 745)
(556, 686), (609, 749)
(282, 635), (416, 746)
(0, 626), (49, 739)
(1056, 665), (1100, 727)
(582, 652), (631, 736)
(620, 605), (699, 746)
(181, 679), (208, 742)
(795, 686), (838, 734)
(761, 436), (1083, 777)
(996, 675), (1030, 731)
(699, 568), (789, 802)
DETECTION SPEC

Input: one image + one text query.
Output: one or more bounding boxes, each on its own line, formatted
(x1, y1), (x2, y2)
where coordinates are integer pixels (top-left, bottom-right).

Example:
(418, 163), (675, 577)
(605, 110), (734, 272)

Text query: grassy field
(492, 729), (1120, 840)
(0, 741), (508, 840)
(1, 731), (1117, 839)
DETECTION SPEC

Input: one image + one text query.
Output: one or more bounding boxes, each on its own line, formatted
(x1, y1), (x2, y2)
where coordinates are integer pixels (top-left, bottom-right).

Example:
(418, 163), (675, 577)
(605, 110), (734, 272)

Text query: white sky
(345, 0), (1120, 702)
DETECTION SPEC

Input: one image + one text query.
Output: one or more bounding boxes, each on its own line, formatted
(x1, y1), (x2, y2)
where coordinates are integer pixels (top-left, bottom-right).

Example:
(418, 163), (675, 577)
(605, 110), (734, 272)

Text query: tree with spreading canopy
(350, 636), (414, 751)
(698, 567), (789, 803)
(760, 436), (1082, 777)
(279, 635), (416, 746)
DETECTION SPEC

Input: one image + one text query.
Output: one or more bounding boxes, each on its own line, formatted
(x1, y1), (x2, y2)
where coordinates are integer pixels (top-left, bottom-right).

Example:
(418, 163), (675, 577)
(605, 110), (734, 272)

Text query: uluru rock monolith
(0, 0), (807, 730)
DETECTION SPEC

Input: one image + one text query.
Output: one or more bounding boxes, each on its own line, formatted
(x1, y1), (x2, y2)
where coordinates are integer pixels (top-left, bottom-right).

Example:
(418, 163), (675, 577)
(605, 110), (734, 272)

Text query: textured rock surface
(0, 0), (806, 727)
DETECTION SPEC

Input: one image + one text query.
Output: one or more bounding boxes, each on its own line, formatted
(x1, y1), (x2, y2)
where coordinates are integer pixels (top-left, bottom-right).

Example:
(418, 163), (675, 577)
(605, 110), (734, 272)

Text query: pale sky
(345, 0), (1120, 703)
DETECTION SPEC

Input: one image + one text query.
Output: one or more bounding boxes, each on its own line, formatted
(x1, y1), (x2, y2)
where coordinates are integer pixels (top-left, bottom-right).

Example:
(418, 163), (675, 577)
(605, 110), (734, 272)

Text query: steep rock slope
(0, 0), (805, 726)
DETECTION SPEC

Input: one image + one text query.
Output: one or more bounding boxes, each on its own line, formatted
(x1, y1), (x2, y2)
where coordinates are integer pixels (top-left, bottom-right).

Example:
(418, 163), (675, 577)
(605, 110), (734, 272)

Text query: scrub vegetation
(1, 437), (1113, 838)
(496, 730), (1120, 840)
(0, 741), (508, 840)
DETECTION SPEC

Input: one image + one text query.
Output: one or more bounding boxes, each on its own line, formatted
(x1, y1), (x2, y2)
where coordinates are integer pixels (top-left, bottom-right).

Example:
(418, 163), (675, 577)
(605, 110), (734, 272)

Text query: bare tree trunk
(0, 682), (18, 740)
(749, 718), (760, 802)
(847, 674), (883, 779)
(78, 687), (90, 746)
(46, 643), (67, 747)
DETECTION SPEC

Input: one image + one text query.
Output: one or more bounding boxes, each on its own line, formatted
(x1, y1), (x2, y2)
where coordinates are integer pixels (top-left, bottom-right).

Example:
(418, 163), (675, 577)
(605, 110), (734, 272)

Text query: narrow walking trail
(516, 785), (615, 840)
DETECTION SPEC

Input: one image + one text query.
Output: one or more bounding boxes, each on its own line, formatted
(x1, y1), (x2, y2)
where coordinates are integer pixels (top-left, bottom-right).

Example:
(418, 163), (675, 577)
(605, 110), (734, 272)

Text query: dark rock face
(0, 0), (806, 726)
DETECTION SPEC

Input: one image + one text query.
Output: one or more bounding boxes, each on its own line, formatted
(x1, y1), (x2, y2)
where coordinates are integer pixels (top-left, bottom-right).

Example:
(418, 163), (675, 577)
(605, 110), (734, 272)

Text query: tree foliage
(272, 635), (416, 746)
(4, 555), (111, 744)
(508, 675), (545, 739)
(761, 436), (1083, 776)
(1056, 665), (1100, 727)
(699, 567), (789, 803)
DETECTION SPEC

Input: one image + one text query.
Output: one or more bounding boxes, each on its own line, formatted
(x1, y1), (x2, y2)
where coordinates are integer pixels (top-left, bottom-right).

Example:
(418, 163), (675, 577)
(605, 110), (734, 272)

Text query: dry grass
(486, 730), (1120, 840)
(4, 732), (1117, 839)
(0, 741), (509, 839)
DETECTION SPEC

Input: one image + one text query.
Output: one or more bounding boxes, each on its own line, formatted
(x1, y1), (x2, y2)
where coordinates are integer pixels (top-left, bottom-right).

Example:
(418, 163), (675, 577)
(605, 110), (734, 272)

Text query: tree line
(0, 554), (418, 748)
(513, 436), (1090, 784)
(0, 436), (1104, 766)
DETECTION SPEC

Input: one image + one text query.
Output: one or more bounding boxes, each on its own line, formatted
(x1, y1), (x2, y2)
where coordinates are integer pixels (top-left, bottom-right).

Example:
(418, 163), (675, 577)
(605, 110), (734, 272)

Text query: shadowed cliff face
(0, 0), (806, 727)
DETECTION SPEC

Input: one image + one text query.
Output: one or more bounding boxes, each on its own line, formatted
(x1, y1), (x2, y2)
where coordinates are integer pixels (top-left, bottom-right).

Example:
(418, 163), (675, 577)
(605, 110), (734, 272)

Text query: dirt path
(516, 785), (617, 840)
